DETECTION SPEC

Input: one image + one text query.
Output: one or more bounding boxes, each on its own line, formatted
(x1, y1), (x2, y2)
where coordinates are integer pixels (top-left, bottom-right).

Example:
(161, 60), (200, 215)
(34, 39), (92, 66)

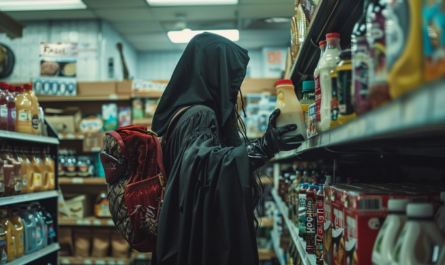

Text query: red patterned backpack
(100, 125), (166, 252)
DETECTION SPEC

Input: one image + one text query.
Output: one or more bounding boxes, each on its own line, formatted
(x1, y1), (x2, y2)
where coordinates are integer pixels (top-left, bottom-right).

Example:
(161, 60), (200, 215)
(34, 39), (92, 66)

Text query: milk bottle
(274, 79), (307, 139)
(372, 199), (409, 265)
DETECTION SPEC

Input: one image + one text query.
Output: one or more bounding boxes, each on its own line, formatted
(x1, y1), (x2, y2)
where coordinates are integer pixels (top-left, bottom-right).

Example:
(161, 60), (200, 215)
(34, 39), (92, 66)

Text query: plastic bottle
(435, 192), (445, 233)
(372, 199), (409, 265)
(336, 50), (356, 125)
(42, 147), (55, 191)
(0, 146), (21, 196)
(14, 86), (31, 134)
(352, 0), (371, 116)
(18, 204), (37, 254)
(41, 207), (55, 245)
(30, 147), (44, 193)
(13, 146), (28, 194)
(298, 183), (308, 239)
(367, 0), (391, 109)
(0, 222), (6, 263)
(0, 209), (15, 262)
(314, 40), (327, 128)
(300, 80), (316, 130)
(8, 208), (24, 258)
(6, 85), (16, 132)
(317, 33), (341, 133)
(274, 79), (307, 139)
(0, 82), (7, 131)
(316, 183), (324, 265)
(386, 0), (423, 99)
(20, 147), (34, 194)
(29, 203), (46, 250)
(306, 184), (319, 254)
(329, 66), (340, 129)
(23, 84), (40, 135)
(391, 203), (445, 265)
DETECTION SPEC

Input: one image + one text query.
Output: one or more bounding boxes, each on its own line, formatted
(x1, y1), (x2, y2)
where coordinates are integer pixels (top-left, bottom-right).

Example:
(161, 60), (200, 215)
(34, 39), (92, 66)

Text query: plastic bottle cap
(8, 85), (15, 92)
(441, 192), (445, 202)
(0, 82), (7, 89)
(388, 199), (409, 212)
(15, 86), (24, 93)
(276, 79), (293, 87)
(407, 203), (433, 218)
(319, 40), (326, 47)
(339, 49), (352, 60)
(23, 83), (33, 90)
(302, 80), (315, 92)
(326, 32), (340, 40)
(325, 175), (332, 184)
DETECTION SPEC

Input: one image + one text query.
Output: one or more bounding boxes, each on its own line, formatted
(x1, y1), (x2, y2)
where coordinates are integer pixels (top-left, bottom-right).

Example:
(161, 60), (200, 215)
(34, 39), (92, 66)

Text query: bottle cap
(339, 49), (352, 60)
(15, 86), (24, 93)
(23, 83), (33, 90)
(326, 32), (340, 40)
(8, 85), (15, 92)
(407, 203), (433, 218)
(319, 40), (326, 47)
(325, 175), (332, 184)
(302, 80), (315, 92)
(388, 199), (409, 212)
(0, 82), (8, 89)
(276, 79), (293, 87)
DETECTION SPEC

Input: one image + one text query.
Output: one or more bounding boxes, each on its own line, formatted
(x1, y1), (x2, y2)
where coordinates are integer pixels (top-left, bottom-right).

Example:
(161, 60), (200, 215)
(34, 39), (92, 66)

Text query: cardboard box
(77, 81), (116, 96)
(83, 132), (105, 153)
(65, 195), (86, 218)
(45, 107), (81, 133)
(116, 80), (132, 94)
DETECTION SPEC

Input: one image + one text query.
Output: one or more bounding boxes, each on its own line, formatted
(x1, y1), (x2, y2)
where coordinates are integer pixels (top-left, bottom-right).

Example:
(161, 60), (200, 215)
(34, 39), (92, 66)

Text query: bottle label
(22, 177), (27, 187)
(32, 114), (39, 130)
(315, 75), (322, 121)
(353, 38), (370, 96)
(18, 109), (27, 121)
(0, 106), (7, 118)
(369, 16), (387, 85)
(330, 76), (339, 121)
(34, 173), (42, 187)
(338, 69), (354, 115)
(15, 182), (22, 191)
(28, 111), (32, 121)
(0, 183), (4, 193)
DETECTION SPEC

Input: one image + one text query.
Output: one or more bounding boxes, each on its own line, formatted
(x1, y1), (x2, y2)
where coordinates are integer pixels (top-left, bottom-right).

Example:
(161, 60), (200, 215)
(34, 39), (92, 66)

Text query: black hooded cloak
(151, 33), (259, 265)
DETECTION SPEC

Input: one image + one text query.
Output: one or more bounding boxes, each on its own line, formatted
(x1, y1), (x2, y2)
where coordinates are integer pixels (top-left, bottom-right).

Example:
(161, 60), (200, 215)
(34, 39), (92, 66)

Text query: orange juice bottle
(31, 147), (44, 192)
(42, 147), (55, 190)
(0, 209), (15, 262)
(13, 146), (28, 194)
(0, 145), (21, 196)
(8, 208), (23, 258)
(38, 148), (49, 192)
(23, 84), (39, 135)
(20, 147), (34, 194)
(14, 86), (31, 134)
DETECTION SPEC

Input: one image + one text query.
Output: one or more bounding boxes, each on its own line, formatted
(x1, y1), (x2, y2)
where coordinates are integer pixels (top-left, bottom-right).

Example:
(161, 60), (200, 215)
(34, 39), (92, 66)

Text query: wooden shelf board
(39, 94), (130, 102)
(59, 216), (113, 226)
(59, 177), (106, 185)
(258, 248), (276, 260)
(131, 90), (164, 98)
(60, 256), (130, 265)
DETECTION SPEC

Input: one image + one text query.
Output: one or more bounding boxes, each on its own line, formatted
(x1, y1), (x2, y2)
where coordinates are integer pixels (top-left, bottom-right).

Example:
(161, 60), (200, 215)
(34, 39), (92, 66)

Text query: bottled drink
(6, 85), (16, 132)
(14, 86), (31, 134)
(314, 40), (327, 129)
(0, 82), (7, 130)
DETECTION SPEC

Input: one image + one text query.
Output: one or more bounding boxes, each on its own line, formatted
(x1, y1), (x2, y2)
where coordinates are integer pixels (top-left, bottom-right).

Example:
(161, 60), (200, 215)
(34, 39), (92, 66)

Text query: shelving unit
(0, 190), (58, 206)
(271, 229), (285, 265)
(9, 244), (60, 265)
(59, 256), (130, 265)
(0, 130), (59, 144)
(59, 177), (106, 185)
(59, 217), (113, 226)
(39, 94), (131, 102)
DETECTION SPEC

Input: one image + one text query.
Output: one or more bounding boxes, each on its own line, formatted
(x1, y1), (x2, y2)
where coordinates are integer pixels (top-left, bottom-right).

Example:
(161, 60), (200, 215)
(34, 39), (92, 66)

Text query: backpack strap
(154, 136), (167, 184)
(106, 130), (130, 160)
(161, 106), (194, 147)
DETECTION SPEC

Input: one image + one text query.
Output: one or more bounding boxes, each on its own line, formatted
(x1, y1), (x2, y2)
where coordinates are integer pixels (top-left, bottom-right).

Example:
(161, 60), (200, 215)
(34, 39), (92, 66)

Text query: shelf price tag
(84, 259), (93, 265)
(93, 220), (101, 226)
(108, 261), (116, 265)
(61, 258), (70, 264)
(95, 260), (106, 265)
(72, 178), (83, 184)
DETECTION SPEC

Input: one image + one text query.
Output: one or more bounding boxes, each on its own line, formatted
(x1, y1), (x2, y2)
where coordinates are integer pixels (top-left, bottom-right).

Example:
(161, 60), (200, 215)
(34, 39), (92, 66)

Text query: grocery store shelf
(258, 248), (276, 261)
(271, 229), (285, 265)
(271, 189), (316, 265)
(10, 243), (60, 265)
(59, 217), (113, 226)
(59, 177), (106, 185)
(131, 90), (164, 98)
(58, 133), (85, 140)
(0, 130), (59, 145)
(260, 217), (273, 228)
(0, 190), (58, 206)
(60, 256), (130, 265)
(39, 94), (130, 102)
(275, 80), (445, 162)
(287, 0), (363, 86)
(132, 118), (153, 125)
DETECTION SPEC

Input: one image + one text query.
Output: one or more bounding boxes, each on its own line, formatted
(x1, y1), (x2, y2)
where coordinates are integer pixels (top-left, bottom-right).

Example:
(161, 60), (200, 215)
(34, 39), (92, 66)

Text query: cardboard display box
(83, 132), (105, 153)
(45, 107), (82, 134)
(77, 81), (117, 96)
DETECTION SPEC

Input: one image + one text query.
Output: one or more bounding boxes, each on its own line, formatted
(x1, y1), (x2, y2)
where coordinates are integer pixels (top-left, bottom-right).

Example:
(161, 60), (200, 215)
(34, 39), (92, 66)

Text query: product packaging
(91, 229), (110, 258)
(132, 98), (144, 119)
(144, 98), (158, 118)
(102, 104), (118, 131)
(74, 228), (92, 258)
(111, 230), (130, 258)
(118, 107), (132, 127)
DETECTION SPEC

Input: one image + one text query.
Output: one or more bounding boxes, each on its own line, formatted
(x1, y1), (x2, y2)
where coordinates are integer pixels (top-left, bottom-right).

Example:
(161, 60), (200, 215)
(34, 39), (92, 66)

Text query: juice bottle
(300, 80), (315, 130)
(41, 207), (55, 245)
(317, 33), (341, 133)
(8, 208), (24, 258)
(329, 67), (340, 129)
(31, 147), (44, 192)
(20, 147), (34, 194)
(14, 86), (31, 134)
(0, 82), (7, 131)
(372, 199), (409, 265)
(298, 183), (308, 239)
(274, 79), (307, 139)
(386, 0), (423, 99)
(23, 84), (39, 135)
(0, 209), (15, 262)
(29, 203), (45, 250)
(392, 203), (445, 265)
(18, 204), (37, 254)
(352, 0), (372, 116)
(42, 147), (55, 191)
(316, 183), (324, 265)
(6, 85), (16, 132)
(336, 50), (356, 125)
(0, 158), (4, 197)
(0, 223), (6, 263)
(31, 203), (47, 249)
(306, 184), (319, 254)
(366, 0), (391, 109)
(13, 146), (28, 194)
(0, 146), (21, 196)
(314, 40), (327, 129)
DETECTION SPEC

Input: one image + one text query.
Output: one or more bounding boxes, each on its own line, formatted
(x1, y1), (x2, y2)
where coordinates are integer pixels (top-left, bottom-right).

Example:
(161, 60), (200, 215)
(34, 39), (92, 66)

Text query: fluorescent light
(167, 29), (239, 43)
(0, 0), (87, 11)
(147, 0), (237, 6)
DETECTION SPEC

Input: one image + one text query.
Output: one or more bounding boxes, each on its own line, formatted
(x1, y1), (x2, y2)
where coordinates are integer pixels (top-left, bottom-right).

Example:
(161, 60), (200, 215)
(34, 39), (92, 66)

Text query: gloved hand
(247, 109), (304, 170)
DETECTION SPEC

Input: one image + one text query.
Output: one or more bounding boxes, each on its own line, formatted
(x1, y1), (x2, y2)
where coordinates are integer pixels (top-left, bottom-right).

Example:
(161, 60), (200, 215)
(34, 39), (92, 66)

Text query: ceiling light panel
(147, 0), (237, 6)
(168, 29), (239, 43)
(0, 0), (87, 11)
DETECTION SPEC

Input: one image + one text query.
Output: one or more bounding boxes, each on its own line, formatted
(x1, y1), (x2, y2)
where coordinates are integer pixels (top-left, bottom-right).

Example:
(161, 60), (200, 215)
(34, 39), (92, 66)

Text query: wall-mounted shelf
(9, 244), (60, 265)
(59, 217), (113, 226)
(0, 130), (59, 145)
(59, 177), (106, 185)
(0, 190), (58, 206)
(39, 94), (130, 102)
(58, 133), (85, 140)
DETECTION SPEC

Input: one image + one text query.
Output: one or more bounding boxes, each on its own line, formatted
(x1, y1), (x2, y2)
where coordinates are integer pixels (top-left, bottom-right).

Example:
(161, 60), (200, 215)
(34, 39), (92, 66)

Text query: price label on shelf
(83, 259), (93, 265)
(72, 178), (83, 184)
(95, 260), (106, 265)
(61, 259), (70, 264)
(117, 260), (126, 265)
(93, 220), (101, 226)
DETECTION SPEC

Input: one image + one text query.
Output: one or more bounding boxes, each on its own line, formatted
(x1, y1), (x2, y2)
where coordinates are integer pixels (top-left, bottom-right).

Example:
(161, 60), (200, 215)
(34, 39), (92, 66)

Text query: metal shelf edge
(271, 229), (285, 265)
(0, 190), (59, 206)
(8, 243), (60, 265)
(0, 131), (59, 144)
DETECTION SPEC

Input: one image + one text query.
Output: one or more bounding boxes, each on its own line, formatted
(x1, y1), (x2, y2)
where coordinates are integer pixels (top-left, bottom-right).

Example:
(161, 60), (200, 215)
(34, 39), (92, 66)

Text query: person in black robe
(151, 32), (304, 265)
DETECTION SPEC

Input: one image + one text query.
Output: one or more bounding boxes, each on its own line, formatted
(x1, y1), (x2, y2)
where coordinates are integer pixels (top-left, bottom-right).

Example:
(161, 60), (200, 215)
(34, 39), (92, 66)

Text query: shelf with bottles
(8, 243), (60, 265)
(0, 190), (58, 206)
(287, 0), (363, 86)
(0, 129), (59, 144)
(59, 256), (130, 265)
(39, 94), (131, 102)
(59, 177), (106, 185)
(270, 229), (285, 265)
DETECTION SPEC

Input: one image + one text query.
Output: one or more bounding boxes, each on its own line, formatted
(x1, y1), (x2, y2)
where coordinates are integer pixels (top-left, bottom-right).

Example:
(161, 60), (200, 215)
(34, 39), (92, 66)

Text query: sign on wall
(262, 47), (287, 78)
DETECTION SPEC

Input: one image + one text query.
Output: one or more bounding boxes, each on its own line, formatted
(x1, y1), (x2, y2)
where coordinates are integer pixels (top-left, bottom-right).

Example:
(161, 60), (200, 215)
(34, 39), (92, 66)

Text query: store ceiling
(3, 0), (294, 51)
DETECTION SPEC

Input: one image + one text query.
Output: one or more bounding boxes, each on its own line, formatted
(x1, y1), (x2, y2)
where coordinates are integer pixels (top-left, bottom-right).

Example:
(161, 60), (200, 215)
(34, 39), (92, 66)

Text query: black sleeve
(155, 109), (259, 265)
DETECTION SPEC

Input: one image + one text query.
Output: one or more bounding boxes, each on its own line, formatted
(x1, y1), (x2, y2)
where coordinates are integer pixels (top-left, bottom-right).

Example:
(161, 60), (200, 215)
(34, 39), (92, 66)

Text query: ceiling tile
(4, 10), (97, 21)
(111, 21), (161, 34)
(152, 6), (237, 22)
(95, 8), (153, 21)
(83, 0), (147, 9)
(240, 3), (294, 19)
